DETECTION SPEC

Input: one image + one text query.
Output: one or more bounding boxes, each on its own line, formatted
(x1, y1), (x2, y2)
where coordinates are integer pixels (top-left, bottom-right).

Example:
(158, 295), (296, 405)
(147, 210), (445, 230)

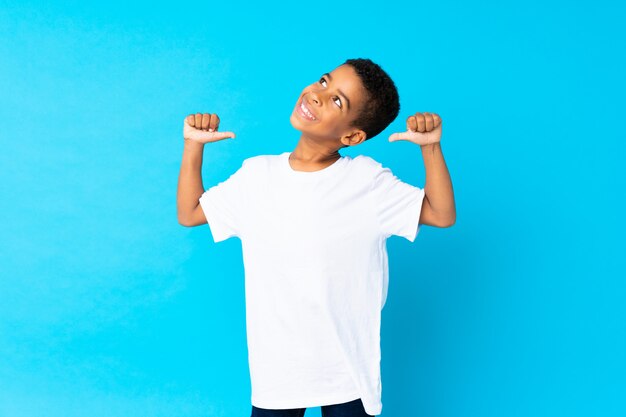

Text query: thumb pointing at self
(183, 116), (236, 144)
(388, 112), (442, 145)
(388, 128), (440, 145)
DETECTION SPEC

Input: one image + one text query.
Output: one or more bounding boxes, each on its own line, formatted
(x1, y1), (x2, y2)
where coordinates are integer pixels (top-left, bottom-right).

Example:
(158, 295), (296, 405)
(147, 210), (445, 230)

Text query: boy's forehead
(328, 65), (364, 97)
(330, 65), (359, 83)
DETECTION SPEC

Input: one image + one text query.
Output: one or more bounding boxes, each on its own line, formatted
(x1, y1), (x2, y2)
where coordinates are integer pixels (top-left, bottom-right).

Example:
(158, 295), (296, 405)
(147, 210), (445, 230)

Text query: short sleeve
(370, 163), (426, 242)
(198, 159), (249, 243)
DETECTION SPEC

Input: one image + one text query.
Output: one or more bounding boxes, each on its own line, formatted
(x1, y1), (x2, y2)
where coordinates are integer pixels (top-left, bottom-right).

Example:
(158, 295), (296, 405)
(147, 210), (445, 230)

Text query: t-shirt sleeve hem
(405, 187), (426, 243)
(199, 190), (236, 243)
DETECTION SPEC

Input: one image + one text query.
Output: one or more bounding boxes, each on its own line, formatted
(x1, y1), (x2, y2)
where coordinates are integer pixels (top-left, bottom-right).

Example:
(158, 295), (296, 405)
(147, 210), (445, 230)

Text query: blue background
(1, 1), (624, 416)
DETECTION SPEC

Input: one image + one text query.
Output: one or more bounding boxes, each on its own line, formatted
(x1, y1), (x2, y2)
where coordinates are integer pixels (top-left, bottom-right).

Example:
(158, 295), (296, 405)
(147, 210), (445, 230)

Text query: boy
(177, 58), (456, 417)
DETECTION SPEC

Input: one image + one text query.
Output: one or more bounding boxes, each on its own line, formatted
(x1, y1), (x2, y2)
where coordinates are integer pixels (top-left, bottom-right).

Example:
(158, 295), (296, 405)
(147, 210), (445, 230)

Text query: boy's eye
(318, 77), (342, 109)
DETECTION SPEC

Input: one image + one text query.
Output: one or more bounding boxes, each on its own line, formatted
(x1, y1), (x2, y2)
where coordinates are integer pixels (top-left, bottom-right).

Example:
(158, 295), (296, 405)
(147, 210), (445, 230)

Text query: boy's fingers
(209, 114), (220, 132)
(416, 113), (426, 132)
(406, 116), (417, 132)
(433, 114), (442, 128)
(424, 112), (433, 131)
(183, 114), (235, 142)
(201, 113), (211, 130)
(183, 119), (236, 141)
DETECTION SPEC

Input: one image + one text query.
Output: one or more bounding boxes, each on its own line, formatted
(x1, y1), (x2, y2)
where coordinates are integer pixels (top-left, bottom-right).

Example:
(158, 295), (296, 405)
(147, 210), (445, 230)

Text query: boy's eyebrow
(323, 72), (351, 111)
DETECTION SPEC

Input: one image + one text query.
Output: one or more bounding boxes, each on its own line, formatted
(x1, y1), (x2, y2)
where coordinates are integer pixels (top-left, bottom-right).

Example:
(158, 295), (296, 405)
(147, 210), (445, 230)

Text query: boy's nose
(308, 91), (322, 106)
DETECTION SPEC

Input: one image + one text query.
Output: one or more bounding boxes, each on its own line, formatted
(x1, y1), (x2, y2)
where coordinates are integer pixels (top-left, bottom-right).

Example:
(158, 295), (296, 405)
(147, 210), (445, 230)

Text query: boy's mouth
(296, 97), (318, 121)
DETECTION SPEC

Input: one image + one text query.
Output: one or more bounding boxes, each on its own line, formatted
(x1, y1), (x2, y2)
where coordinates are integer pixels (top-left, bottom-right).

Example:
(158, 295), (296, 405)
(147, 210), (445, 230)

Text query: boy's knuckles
(209, 114), (218, 130)
(183, 111), (228, 135)
(407, 116), (417, 131)
(201, 114), (210, 129)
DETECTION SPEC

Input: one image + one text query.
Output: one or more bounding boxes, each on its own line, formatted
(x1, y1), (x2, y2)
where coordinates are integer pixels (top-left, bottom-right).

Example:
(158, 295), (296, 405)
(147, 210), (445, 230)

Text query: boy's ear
(340, 129), (367, 147)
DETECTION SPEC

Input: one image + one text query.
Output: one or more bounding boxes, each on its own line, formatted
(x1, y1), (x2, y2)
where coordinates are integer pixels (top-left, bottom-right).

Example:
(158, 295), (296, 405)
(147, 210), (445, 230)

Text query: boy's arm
(177, 113), (236, 227)
(388, 112), (456, 228)
(419, 141), (456, 228)
(177, 139), (208, 227)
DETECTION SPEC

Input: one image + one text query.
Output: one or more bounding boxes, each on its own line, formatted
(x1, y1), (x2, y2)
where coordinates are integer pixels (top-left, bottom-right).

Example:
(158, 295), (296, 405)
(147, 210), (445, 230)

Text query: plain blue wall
(1, 1), (624, 416)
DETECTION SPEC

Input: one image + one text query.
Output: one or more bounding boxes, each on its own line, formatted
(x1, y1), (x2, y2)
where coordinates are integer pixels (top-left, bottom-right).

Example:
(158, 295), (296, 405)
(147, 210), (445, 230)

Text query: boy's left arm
(389, 112), (456, 228)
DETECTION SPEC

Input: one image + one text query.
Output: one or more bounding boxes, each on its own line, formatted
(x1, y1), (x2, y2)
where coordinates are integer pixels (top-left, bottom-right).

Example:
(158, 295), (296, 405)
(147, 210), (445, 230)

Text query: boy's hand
(183, 113), (236, 144)
(388, 112), (442, 146)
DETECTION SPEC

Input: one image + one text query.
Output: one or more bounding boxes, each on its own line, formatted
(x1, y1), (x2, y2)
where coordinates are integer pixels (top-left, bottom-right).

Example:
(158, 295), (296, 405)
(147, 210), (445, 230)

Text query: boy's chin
(289, 114), (340, 144)
(289, 113), (308, 132)
(289, 118), (320, 138)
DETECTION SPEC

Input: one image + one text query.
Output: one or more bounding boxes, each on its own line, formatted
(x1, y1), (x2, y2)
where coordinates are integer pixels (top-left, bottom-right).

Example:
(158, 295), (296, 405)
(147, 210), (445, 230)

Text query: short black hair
(342, 58), (400, 142)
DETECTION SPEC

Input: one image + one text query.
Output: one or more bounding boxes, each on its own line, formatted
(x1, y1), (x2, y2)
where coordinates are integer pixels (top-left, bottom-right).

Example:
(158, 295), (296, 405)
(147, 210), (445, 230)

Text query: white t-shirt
(199, 151), (425, 416)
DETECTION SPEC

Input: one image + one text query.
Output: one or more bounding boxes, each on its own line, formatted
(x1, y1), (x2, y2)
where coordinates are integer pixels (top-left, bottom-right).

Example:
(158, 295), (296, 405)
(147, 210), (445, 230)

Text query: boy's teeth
(301, 101), (315, 119)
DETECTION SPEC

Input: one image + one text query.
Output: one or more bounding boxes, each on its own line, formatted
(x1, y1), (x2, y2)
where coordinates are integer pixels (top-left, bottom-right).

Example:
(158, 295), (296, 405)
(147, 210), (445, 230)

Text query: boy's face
(290, 64), (368, 148)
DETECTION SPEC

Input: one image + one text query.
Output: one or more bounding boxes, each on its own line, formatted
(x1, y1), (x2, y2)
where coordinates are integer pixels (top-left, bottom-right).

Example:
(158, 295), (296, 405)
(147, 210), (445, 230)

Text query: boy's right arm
(177, 113), (236, 227)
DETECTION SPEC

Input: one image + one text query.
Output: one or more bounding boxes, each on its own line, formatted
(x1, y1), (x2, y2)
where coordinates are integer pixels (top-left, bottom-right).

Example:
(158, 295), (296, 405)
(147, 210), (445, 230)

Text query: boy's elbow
(433, 211), (456, 228)
(178, 212), (193, 227)
(178, 204), (207, 227)
(442, 220), (455, 228)
(441, 214), (456, 228)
